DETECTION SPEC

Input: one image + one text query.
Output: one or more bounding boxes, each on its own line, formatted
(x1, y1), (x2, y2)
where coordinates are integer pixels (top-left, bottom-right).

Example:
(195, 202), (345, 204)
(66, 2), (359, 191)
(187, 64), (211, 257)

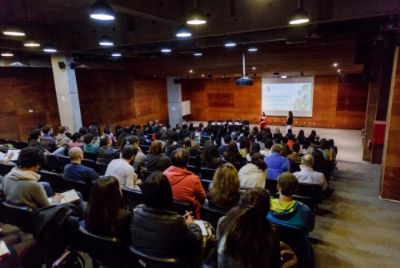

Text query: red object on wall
(373, 121), (386, 145)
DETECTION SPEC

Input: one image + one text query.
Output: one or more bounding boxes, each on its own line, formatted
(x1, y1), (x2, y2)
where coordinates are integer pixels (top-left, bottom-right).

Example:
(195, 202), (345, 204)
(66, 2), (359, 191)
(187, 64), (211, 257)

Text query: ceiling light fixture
(160, 48), (172, 53)
(3, 27), (26, 37)
(90, 0), (115, 21)
(289, 0), (310, 25)
(281, 75), (288, 78)
(24, 40), (41, 47)
(332, 62), (338, 67)
(189, 69), (194, 74)
(99, 35), (114, 46)
(186, 8), (207, 25)
(337, 69), (341, 73)
(252, 66), (256, 70)
(225, 39), (237, 48)
(176, 26), (192, 38)
(1, 52), (14, 57)
(248, 47), (258, 52)
(193, 52), (203, 57)
(43, 45), (57, 53)
(111, 52), (121, 57)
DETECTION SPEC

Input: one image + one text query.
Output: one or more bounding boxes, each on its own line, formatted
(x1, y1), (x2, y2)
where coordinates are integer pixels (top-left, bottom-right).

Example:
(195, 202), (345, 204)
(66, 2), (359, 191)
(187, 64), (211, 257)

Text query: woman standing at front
(286, 111), (294, 133)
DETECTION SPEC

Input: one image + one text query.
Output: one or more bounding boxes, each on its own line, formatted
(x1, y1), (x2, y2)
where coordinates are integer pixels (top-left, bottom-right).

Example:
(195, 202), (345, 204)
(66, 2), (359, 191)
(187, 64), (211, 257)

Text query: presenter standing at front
(259, 112), (268, 130)
(286, 111), (293, 133)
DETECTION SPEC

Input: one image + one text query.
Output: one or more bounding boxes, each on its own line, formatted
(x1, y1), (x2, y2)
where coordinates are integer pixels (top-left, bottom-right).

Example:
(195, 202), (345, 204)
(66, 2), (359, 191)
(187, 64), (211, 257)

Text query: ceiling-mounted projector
(236, 53), (253, 86)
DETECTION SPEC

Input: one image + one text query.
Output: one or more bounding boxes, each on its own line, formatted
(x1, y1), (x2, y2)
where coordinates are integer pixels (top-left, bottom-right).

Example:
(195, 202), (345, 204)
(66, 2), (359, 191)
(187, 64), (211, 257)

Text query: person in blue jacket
(264, 144), (289, 180)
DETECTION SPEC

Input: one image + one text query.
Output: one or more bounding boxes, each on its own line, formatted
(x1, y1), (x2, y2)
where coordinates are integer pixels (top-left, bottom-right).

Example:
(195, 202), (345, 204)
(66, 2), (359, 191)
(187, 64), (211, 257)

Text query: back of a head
(100, 135), (110, 147)
(42, 124), (52, 135)
(223, 134), (232, 144)
(255, 132), (263, 142)
(251, 152), (267, 171)
(221, 188), (273, 267)
(302, 154), (314, 167)
(184, 138), (192, 148)
(250, 142), (261, 155)
(29, 128), (41, 141)
(278, 172), (298, 196)
(210, 163), (240, 205)
(264, 139), (273, 149)
(149, 140), (163, 155)
(18, 147), (44, 169)
(79, 127), (88, 135)
(227, 141), (239, 154)
(83, 133), (94, 144)
(319, 138), (328, 150)
(68, 147), (83, 161)
(143, 171), (174, 210)
(125, 135), (139, 146)
(121, 145), (138, 160)
(171, 148), (189, 168)
(271, 144), (282, 154)
(59, 126), (67, 134)
(71, 132), (81, 142)
(292, 143), (300, 153)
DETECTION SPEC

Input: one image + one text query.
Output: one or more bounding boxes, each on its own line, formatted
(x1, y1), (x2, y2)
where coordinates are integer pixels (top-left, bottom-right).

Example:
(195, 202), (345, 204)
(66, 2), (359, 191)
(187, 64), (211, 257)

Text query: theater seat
(1, 201), (34, 232)
(0, 163), (15, 176)
(173, 200), (195, 215)
(95, 162), (108, 176)
(199, 167), (216, 181)
(129, 246), (180, 268)
(122, 188), (144, 210)
(296, 183), (322, 204)
(200, 205), (227, 229)
(39, 170), (65, 193)
(265, 179), (278, 195)
(61, 177), (92, 201)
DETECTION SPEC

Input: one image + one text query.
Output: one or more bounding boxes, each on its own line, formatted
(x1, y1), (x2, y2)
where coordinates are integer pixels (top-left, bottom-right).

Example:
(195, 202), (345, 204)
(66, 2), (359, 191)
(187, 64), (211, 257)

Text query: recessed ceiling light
(99, 35), (114, 47)
(332, 62), (338, 67)
(337, 69), (341, 73)
(193, 52), (203, 57)
(43, 45), (57, 53)
(1, 52), (14, 57)
(111, 52), (121, 57)
(3, 28), (26, 37)
(201, 74), (205, 77)
(160, 48), (172, 53)
(90, 0), (115, 21)
(176, 26), (192, 38)
(281, 75), (288, 78)
(186, 9), (207, 25)
(189, 69), (194, 74)
(225, 40), (237, 48)
(24, 40), (40, 47)
(248, 47), (258, 52)
(289, 0), (310, 25)
(252, 66), (256, 70)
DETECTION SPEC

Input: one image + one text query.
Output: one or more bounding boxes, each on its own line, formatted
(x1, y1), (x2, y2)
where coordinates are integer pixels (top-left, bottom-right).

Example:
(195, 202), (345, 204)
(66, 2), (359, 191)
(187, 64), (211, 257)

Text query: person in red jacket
(163, 148), (206, 218)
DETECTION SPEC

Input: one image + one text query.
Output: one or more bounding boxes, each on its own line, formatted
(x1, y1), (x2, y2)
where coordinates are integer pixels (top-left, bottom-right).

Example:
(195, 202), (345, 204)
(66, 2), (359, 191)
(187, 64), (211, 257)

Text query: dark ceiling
(0, 0), (399, 76)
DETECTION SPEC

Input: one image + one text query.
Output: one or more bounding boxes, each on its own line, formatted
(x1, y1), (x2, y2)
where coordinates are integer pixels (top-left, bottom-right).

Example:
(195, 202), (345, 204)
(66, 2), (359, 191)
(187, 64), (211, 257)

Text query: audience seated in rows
(163, 148), (206, 219)
(69, 132), (84, 149)
(201, 141), (223, 169)
(239, 152), (267, 188)
(264, 144), (289, 180)
(217, 188), (281, 268)
(63, 147), (98, 185)
(40, 125), (57, 152)
(208, 163), (241, 210)
(130, 171), (202, 266)
(144, 140), (171, 172)
(105, 145), (139, 189)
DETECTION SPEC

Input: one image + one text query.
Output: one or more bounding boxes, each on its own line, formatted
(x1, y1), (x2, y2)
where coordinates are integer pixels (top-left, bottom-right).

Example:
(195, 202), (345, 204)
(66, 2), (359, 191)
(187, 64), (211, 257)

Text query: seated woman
(223, 142), (244, 169)
(130, 171), (202, 266)
(208, 163), (241, 211)
(246, 142), (260, 161)
(144, 140), (171, 172)
(217, 188), (280, 268)
(201, 141), (223, 169)
(82, 133), (99, 154)
(238, 152), (267, 189)
(85, 176), (131, 242)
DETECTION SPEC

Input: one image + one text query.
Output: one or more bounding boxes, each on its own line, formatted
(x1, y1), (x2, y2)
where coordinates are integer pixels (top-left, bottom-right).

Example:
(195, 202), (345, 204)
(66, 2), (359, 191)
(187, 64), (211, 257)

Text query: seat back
(95, 162), (108, 175)
(265, 179), (278, 194)
(83, 152), (97, 161)
(140, 144), (150, 153)
(44, 154), (61, 173)
(79, 222), (129, 268)
(289, 159), (301, 173)
(188, 157), (200, 168)
(14, 141), (28, 149)
(199, 167), (216, 181)
(1, 201), (34, 232)
(62, 178), (91, 201)
(39, 170), (65, 193)
(81, 159), (96, 170)
(200, 179), (212, 192)
(293, 195), (316, 215)
(296, 183), (322, 203)
(122, 188), (144, 209)
(187, 165), (198, 175)
(0, 163), (15, 176)
(143, 170), (153, 181)
(173, 200), (195, 215)
(200, 205), (227, 229)
(58, 155), (71, 171)
(129, 246), (180, 268)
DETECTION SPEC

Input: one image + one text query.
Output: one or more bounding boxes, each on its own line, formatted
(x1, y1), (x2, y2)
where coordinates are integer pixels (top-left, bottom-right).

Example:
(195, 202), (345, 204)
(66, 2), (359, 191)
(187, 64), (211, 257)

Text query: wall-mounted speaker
(58, 61), (66, 69)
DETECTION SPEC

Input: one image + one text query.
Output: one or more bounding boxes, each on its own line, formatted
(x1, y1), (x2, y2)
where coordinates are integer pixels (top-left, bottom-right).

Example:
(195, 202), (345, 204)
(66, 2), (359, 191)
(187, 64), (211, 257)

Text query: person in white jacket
(238, 152), (267, 188)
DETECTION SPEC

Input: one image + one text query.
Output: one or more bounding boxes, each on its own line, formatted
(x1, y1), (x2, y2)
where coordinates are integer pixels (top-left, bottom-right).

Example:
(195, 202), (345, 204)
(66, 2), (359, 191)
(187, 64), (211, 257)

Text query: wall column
(381, 47), (400, 201)
(50, 55), (82, 133)
(166, 77), (182, 127)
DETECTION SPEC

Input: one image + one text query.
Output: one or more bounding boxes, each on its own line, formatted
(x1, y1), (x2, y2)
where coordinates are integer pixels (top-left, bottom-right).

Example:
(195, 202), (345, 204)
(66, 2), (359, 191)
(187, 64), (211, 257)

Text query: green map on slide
(293, 83), (311, 111)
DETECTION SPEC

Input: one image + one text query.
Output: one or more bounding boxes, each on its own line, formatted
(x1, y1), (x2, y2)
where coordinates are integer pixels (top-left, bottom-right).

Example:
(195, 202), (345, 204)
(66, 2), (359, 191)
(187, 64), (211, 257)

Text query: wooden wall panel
(181, 74), (367, 129)
(0, 68), (60, 141)
(381, 47), (400, 201)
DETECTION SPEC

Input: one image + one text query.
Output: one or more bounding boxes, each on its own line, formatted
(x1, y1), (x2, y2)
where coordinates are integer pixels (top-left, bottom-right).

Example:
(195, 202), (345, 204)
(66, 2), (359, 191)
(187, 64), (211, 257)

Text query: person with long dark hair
(239, 152), (267, 188)
(217, 188), (280, 268)
(85, 176), (131, 241)
(201, 141), (222, 169)
(286, 111), (294, 133)
(130, 171), (202, 266)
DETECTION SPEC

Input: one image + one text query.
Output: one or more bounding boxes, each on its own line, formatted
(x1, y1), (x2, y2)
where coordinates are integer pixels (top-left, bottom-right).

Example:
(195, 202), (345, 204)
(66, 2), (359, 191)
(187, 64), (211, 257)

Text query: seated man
(264, 144), (289, 180)
(293, 154), (329, 192)
(98, 135), (119, 164)
(163, 148), (206, 218)
(287, 143), (302, 173)
(105, 145), (139, 189)
(63, 147), (98, 185)
(267, 172), (314, 268)
(40, 124), (57, 152)
(125, 135), (146, 175)
(1, 147), (53, 209)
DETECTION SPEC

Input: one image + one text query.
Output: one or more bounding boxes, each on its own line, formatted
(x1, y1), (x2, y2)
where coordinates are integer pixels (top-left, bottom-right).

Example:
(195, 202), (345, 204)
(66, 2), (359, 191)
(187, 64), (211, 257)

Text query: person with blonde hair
(208, 163), (241, 210)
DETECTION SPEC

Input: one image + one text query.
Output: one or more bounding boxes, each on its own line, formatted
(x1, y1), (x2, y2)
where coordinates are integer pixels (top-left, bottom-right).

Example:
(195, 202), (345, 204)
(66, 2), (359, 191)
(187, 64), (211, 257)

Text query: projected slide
(262, 77), (314, 117)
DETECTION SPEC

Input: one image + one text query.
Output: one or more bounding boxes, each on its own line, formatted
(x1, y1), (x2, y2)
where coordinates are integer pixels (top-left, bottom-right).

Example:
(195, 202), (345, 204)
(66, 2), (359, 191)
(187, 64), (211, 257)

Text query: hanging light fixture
(111, 52), (121, 57)
(90, 0), (115, 21)
(176, 26), (192, 38)
(160, 48), (172, 53)
(225, 39), (237, 48)
(186, 8), (207, 25)
(247, 47), (258, 52)
(1, 52), (14, 57)
(193, 51), (203, 57)
(99, 35), (114, 46)
(289, 0), (310, 25)
(24, 40), (41, 47)
(42, 44), (57, 53)
(3, 26), (26, 37)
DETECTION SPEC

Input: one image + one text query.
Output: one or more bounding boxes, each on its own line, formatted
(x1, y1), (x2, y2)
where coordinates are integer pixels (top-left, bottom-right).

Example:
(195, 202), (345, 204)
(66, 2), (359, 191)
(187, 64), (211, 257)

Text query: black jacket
(144, 153), (171, 172)
(130, 205), (202, 266)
